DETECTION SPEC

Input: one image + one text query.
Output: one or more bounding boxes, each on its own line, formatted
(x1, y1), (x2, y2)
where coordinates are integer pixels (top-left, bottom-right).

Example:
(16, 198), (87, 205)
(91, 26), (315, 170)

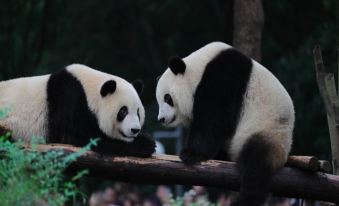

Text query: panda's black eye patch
(117, 106), (128, 122)
(164, 94), (173, 107)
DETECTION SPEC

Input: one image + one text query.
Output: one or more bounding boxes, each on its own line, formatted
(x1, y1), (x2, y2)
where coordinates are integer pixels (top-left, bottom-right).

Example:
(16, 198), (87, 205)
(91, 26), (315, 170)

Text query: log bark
(286, 156), (319, 172)
(233, 0), (264, 62)
(31, 144), (339, 203)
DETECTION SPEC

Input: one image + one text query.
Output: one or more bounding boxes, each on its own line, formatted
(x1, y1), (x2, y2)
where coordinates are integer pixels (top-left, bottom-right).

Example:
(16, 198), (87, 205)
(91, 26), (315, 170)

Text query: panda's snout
(158, 117), (165, 123)
(131, 128), (140, 135)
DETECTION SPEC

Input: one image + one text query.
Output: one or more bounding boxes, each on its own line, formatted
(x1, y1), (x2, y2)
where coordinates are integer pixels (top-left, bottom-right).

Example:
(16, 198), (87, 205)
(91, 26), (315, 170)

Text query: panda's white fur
(231, 60), (294, 166)
(0, 75), (49, 141)
(156, 42), (294, 206)
(0, 64), (145, 143)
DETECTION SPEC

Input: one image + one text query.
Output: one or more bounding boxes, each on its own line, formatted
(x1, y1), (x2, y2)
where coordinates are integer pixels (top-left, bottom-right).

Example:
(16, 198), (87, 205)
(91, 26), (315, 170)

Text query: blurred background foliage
(0, 0), (338, 159)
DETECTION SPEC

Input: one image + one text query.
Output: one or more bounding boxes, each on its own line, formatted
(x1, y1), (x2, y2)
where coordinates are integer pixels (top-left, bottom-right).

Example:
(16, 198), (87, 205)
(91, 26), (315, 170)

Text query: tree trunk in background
(233, 0), (264, 62)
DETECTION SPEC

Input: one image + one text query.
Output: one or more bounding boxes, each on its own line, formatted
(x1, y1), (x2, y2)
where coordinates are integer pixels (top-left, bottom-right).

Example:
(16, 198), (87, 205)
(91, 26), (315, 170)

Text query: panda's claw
(93, 132), (155, 158)
(132, 132), (156, 157)
(179, 148), (208, 165)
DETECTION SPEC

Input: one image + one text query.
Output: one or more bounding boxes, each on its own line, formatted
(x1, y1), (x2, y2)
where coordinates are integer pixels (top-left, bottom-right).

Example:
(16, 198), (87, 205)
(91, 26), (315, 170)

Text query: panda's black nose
(158, 118), (165, 123)
(131, 128), (140, 134)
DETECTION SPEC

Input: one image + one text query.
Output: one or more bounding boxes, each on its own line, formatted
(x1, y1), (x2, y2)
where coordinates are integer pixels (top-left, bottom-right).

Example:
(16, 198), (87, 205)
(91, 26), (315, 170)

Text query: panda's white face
(97, 80), (145, 142)
(157, 92), (179, 127)
(66, 65), (145, 142)
(156, 65), (194, 128)
(113, 104), (143, 142)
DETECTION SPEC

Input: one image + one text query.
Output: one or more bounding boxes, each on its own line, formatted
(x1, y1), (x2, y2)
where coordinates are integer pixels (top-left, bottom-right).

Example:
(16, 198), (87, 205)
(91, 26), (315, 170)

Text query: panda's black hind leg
(233, 133), (284, 206)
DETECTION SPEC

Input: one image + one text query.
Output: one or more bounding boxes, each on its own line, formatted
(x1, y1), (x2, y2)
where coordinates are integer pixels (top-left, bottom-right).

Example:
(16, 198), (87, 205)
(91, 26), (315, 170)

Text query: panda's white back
(230, 60), (294, 164)
(0, 75), (49, 141)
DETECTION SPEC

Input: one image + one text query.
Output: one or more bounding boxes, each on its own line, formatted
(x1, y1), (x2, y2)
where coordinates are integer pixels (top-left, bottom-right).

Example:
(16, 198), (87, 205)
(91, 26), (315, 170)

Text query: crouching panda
(156, 42), (294, 206)
(0, 64), (155, 157)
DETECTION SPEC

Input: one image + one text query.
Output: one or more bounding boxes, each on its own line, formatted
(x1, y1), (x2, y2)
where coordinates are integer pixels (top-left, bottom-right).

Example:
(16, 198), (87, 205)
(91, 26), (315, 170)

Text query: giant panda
(156, 42), (294, 206)
(0, 64), (155, 157)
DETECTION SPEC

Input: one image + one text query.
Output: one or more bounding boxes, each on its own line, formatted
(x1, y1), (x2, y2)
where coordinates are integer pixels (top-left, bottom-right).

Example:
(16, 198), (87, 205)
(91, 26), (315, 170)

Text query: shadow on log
(30, 144), (339, 203)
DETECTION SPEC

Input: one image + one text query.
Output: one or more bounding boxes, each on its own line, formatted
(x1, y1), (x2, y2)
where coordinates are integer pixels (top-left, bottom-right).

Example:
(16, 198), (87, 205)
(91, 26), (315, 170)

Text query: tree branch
(314, 45), (339, 175)
(286, 156), (319, 172)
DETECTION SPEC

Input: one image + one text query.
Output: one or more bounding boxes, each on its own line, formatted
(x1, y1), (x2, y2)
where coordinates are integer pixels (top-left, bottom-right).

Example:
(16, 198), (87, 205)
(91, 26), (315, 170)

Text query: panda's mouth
(169, 116), (176, 124)
(119, 131), (135, 139)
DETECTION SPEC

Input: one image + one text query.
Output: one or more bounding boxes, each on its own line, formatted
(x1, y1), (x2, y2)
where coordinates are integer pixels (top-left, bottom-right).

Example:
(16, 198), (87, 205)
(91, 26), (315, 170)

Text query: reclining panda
(0, 64), (155, 157)
(156, 42), (295, 206)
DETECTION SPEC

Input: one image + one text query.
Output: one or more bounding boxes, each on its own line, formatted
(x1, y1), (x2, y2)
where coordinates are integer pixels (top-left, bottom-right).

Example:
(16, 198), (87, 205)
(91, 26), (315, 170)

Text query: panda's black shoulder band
(186, 48), (253, 159)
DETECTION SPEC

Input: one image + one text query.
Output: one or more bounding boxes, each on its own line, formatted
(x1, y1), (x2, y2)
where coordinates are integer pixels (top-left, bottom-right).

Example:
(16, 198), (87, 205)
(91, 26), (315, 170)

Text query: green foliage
(0, 133), (97, 205)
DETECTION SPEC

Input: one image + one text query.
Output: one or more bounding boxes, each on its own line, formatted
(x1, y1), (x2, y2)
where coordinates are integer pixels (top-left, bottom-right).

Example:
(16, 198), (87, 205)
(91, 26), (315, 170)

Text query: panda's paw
(133, 132), (156, 157)
(180, 148), (208, 165)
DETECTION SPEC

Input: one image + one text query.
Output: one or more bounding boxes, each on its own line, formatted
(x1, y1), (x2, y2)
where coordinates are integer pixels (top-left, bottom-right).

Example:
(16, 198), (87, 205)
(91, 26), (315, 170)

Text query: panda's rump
(229, 64), (294, 163)
(0, 75), (49, 141)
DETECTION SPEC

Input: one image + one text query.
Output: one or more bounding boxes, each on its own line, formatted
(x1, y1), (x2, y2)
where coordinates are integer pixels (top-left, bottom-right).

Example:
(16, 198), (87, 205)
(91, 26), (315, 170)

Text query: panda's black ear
(101, 80), (116, 97)
(168, 56), (186, 75)
(132, 79), (144, 96)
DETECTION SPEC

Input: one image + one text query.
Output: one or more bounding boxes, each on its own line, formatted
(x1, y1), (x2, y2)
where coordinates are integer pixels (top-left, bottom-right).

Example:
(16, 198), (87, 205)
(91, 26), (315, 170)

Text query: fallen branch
(285, 156), (331, 173)
(286, 156), (319, 172)
(31, 144), (339, 203)
(314, 45), (339, 175)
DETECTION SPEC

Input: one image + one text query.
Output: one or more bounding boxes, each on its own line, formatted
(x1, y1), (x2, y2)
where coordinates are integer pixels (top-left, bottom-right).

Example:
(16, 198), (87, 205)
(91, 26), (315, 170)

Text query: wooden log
(286, 156), (319, 172)
(31, 144), (339, 203)
(0, 125), (327, 172)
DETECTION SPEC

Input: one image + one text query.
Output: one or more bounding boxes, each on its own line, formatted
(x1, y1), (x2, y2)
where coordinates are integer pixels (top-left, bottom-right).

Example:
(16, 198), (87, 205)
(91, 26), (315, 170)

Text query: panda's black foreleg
(233, 133), (282, 206)
(128, 132), (156, 157)
(180, 124), (226, 165)
(92, 132), (156, 157)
